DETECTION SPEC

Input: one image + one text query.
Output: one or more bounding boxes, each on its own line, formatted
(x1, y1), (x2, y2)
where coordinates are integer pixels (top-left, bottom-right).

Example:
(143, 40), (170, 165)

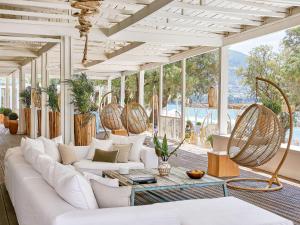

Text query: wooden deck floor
(0, 126), (22, 225)
(0, 125), (299, 225)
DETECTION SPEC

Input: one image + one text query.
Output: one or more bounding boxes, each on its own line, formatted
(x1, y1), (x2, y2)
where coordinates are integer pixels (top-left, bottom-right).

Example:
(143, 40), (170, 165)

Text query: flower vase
(158, 160), (171, 176)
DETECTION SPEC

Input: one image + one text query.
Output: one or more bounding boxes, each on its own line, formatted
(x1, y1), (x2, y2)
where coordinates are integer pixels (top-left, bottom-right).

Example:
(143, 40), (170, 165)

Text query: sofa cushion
(21, 137), (45, 154)
(58, 144), (78, 165)
(110, 134), (146, 162)
(113, 144), (132, 163)
(39, 136), (63, 162)
(83, 172), (119, 187)
(53, 162), (98, 209)
(36, 154), (56, 187)
(90, 179), (131, 208)
(86, 138), (113, 160)
(92, 149), (119, 163)
(73, 160), (144, 175)
(23, 146), (44, 171)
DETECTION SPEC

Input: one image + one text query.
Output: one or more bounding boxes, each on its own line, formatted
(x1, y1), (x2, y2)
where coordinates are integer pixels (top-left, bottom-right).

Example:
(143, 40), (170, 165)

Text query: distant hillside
(228, 50), (247, 87)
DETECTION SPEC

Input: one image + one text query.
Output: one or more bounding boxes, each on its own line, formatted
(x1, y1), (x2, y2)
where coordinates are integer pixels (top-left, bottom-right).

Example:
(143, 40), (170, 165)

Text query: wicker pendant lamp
(226, 77), (293, 191)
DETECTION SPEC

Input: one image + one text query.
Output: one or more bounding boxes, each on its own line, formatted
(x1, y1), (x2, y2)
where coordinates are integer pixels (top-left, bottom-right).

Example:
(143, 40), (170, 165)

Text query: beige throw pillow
(113, 144), (132, 163)
(90, 179), (131, 208)
(58, 144), (78, 165)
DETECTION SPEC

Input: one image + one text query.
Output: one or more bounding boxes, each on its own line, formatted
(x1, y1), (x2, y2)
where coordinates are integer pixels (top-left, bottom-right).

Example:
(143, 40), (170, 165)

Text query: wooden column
(139, 70), (144, 107)
(218, 46), (229, 135)
(18, 67), (25, 134)
(181, 59), (186, 140)
(30, 59), (38, 139)
(41, 53), (48, 137)
(120, 74), (125, 107)
(60, 36), (73, 144)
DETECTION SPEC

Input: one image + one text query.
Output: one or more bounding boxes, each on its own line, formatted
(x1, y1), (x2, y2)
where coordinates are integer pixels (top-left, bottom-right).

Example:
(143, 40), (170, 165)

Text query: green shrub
(3, 108), (12, 116)
(8, 112), (18, 120)
(20, 86), (31, 108)
(64, 73), (95, 114)
(0, 107), (4, 114)
(262, 98), (282, 115)
(196, 121), (201, 126)
(43, 82), (60, 112)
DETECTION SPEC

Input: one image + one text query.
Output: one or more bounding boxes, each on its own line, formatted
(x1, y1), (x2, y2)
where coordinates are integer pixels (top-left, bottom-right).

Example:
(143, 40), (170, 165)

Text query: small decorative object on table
(186, 170), (205, 179)
(153, 133), (185, 176)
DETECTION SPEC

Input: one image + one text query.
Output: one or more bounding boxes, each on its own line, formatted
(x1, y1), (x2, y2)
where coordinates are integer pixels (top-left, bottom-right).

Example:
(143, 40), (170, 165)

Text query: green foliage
(64, 73), (95, 114)
(8, 112), (18, 120)
(262, 98), (282, 115)
(20, 86), (31, 108)
(3, 108), (12, 116)
(43, 81), (60, 112)
(0, 107), (4, 114)
(125, 73), (139, 103)
(196, 121), (201, 126)
(153, 133), (184, 161)
(236, 28), (300, 110)
(206, 135), (213, 147)
(90, 103), (99, 112)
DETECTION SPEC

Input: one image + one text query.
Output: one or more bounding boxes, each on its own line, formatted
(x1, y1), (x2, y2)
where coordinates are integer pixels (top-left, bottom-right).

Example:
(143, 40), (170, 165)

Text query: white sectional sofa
(4, 146), (293, 225)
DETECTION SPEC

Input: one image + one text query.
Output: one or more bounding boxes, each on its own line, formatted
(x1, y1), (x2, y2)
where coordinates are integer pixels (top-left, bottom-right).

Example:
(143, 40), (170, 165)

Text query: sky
(229, 30), (286, 55)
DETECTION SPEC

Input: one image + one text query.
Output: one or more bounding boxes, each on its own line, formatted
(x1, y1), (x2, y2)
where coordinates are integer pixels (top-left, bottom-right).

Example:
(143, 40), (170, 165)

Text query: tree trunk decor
(71, 0), (103, 64)
(208, 86), (218, 108)
(0, 114), (3, 123)
(23, 108), (31, 136)
(74, 113), (96, 146)
(49, 112), (61, 139)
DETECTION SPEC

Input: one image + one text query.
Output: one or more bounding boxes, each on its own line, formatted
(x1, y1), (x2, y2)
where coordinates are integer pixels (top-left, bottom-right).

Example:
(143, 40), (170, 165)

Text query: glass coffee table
(103, 167), (228, 206)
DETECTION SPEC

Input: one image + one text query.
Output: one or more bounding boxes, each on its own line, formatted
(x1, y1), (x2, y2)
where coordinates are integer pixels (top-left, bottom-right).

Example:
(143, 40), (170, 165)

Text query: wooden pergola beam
(104, 0), (176, 37)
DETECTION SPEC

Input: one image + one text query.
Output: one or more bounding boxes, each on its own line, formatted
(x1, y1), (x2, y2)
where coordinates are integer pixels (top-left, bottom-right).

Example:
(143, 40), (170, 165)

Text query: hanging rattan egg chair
(226, 77), (293, 192)
(99, 91), (123, 138)
(121, 102), (149, 135)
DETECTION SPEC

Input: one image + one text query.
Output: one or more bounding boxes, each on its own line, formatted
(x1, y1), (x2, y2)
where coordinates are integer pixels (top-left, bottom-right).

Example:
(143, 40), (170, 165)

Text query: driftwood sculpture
(71, 0), (103, 64)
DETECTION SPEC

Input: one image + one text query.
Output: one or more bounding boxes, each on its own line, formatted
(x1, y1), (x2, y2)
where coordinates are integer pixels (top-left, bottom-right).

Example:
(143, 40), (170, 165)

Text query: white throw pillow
(86, 138), (113, 160)
(90, 179), (131, 208)
(110, 134), (146, 162)
(83, 172), (119, 187)
(53, 162), (98, 209)
(36, 154), (56, 187)
(39, 136), (63, 162)
(24, 147), (43, 171)
(21, 137), (45, 154)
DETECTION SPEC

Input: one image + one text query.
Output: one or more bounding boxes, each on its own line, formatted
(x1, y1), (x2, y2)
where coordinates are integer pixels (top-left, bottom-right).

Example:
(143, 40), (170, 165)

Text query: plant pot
(158, 161), (171, 176)
(9, 120), (18, 135)
(0, 114), (3, 123)
(49, 111), (61, 139)
(4, 116), (9, 128)
(74, 113), (96, 146)
(23, 108), (31, 136)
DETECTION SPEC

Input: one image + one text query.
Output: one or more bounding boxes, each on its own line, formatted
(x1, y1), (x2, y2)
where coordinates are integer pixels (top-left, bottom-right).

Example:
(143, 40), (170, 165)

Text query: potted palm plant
(153, 133), (185, 176)
(0, 107), (4, 123)
(43, 82), (60, 138)
(8, 112), (18, 135)
(3, 108), (12, 128)
(20, 86), (31, 135)
(64, 73), (96, 146)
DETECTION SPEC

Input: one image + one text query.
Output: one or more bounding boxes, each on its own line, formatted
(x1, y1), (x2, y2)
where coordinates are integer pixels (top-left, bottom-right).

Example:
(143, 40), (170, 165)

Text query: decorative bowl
(186, 170), (205, 179)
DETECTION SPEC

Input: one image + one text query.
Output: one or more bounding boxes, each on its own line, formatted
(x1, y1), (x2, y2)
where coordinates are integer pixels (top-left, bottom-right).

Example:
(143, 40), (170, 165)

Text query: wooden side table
(207, 151), (240, 177)
(112, 129), (128, 136)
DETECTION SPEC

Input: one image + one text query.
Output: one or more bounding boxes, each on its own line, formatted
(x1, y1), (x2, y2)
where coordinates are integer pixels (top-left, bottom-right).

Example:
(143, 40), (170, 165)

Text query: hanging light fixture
(71, 0), (103, 64)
